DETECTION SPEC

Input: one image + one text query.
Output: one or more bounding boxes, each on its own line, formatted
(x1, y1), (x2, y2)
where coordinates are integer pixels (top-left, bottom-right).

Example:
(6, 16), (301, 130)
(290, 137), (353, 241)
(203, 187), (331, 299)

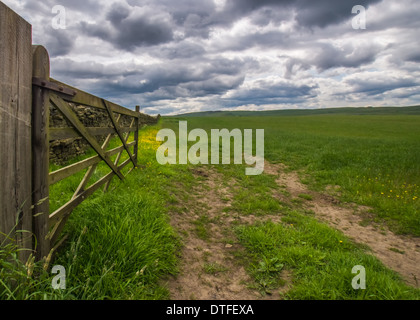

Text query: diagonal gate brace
(102, 99), (137, 168)
(50, 94), (125, 181)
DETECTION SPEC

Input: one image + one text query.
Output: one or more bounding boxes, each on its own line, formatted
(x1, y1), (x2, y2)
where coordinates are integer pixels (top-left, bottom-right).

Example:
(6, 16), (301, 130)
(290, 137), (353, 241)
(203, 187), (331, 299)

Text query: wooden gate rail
(50, 78), (139, 118)
(32, 45), (142, 261)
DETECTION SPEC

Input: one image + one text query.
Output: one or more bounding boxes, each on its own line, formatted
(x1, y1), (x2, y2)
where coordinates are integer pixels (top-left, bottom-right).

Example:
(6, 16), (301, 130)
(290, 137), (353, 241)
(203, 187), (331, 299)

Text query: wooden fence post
(135, 105), (140, 165)
(0, 2), (33, 263)
(32, 45), (51, 261)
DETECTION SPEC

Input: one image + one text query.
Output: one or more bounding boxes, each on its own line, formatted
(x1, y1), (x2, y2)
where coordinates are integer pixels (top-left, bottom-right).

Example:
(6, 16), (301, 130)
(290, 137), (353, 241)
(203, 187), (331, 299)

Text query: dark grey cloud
(294, 0), (381, 28)
(311, 42), (382, 71)
(81, 0), (383, 52)
(134, 0), (216, 24)
(222, 0), (381, 29)
(43, 28), (75, 57)
(51, 0), (100, 12)
(181, 75), (246, 97)
(80, 3), (174, 51)
(23, 1), (50, 13)
(51, 58), (139, 80)
(386, 42), (420, 67)
(106, 3), (131, 25)
(406, 53), (420, 63)
(225, 80), (318, 106)
(346, 77), (419, 96)
(153, 41), (207, 60)
(214, 29), (292, 52)
(23, 0), (101, 16)
(80, 56), (255, 104)
(144, 0), (217, 38)
(138, 74), (245, 102)
(221, 0), (294, 22)
(249, 7), (292, 27)
(283, 41), (384, 76)
(112, 18), (173, 50)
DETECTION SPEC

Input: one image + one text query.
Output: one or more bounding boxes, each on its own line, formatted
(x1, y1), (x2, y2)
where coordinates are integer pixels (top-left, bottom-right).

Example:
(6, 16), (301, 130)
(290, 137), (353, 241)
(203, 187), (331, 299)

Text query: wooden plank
(50, 94), (125, 181)
(134, 106), (140, 164)
(72, 114), (122, 198)
(31, 45), (51, 261)
(0, 2), (33, 263)
(96, 115), (123, 193)
(104, 117), (135, 191)
(102, 99), (137, 167)
(49, 141), (135, 185)
(48, 171), (114, 227)
(50, 127), (111, 141)
(48, 157), (132, 228)
(32, 77), (76, 96)
(118, 157), (132, 172)
(49, 155), (100, 185)
(49, 126), (136, 141)
(49, 78), (140, 118)
(114, 118), (135, 166)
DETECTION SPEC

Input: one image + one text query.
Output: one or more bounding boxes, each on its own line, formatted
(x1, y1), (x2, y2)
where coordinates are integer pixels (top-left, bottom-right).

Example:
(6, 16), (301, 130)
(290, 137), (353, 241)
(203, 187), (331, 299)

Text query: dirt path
(265, 161), (420, 288)
(165, 162), (420, 300)
(165, 168), (287, 300)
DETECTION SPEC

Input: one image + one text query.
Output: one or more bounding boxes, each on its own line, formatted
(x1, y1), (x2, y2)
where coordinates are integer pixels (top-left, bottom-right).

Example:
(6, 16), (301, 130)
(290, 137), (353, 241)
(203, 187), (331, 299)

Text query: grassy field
(168, 110), (420, 236)
(1, 106), (420, 300)
(162, 108), (420, 299)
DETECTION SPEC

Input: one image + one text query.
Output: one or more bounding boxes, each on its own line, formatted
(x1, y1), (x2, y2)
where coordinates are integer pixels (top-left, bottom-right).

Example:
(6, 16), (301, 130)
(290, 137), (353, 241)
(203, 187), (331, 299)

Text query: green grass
(1, 125), (189, 300)
(192, 161), (420, 299)
(168, 112), (420, 236)
(202, 262), (228, 275)
(298, 193), (313, 201)
(3, 107), (420, 300)
(159, 111), (420, 299)
(171, 159), (420, 299)
(220, 167), (282, 216)
(193, 215), (212, 240)
(236, 214), (420, 299)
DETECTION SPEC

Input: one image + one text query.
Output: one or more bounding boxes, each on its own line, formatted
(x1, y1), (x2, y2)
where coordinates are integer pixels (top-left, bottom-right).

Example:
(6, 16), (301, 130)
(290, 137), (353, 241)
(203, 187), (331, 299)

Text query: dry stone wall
(49, 103), (160, 164)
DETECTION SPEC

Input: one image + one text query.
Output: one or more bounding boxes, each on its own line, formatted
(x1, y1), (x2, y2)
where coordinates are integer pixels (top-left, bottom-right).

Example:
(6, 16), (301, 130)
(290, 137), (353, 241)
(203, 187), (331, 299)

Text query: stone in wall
(49, 102), (160, 165)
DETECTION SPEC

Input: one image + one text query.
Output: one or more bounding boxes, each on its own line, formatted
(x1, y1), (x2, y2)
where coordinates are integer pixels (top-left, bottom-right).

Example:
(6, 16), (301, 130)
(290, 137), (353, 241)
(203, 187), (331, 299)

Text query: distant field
(166, 106), (420, 236)
(177, 105), (420, 117)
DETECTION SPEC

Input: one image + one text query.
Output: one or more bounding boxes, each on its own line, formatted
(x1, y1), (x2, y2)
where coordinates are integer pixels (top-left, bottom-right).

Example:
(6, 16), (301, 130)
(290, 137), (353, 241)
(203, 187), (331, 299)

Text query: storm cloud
(3, 0), (419, 114)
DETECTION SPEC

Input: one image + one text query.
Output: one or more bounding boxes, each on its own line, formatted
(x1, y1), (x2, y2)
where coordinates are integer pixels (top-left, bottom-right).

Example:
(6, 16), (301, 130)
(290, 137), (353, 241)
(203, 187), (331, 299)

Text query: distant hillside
(169, 105), (420, 117)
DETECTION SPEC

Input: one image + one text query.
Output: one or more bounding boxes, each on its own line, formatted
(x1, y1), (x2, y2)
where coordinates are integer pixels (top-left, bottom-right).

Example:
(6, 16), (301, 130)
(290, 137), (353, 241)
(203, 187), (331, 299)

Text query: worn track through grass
(265, 161), (420, 288)
(165, 161), (420, 300)
(165, 167), (287, 300)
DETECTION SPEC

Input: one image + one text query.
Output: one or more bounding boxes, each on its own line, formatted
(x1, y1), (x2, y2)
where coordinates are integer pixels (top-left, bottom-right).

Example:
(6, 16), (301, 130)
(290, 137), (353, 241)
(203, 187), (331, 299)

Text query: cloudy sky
(4, 0), (420, 115)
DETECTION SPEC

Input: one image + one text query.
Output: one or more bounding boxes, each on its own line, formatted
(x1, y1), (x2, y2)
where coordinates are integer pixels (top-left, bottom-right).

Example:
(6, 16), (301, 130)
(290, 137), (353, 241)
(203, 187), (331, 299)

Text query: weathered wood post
(32, 45), (51, 261)
(134, 105), (140, 165)
(0, 2), (33, 262)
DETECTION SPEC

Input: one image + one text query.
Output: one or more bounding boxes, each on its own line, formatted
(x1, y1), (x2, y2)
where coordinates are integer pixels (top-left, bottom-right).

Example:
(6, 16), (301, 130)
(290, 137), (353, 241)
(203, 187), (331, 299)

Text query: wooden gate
(32, 46), (141, 261)
(1, 4), (154, 263)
